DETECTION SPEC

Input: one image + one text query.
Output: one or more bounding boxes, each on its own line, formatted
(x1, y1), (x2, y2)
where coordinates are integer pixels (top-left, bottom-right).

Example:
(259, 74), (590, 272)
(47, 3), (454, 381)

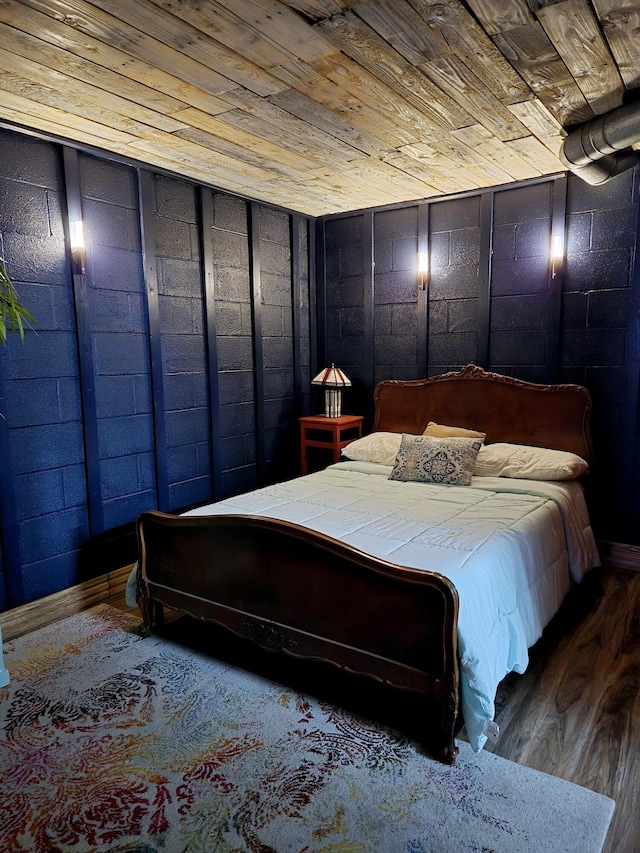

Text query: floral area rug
(0, 605), (614, 853)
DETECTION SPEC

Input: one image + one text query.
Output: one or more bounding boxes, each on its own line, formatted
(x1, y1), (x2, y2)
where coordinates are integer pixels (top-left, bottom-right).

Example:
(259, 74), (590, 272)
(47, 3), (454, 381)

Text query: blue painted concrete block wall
(1, 133), (88, 604)
(374, 206), (419, 382)
(428, 195), (482, 370)
(491, 182), (554, 372)
(152, 173), (212, 511)
(320, 170), (640, 545)
(0, 128), (311, 610)
(325, 213), (368, 416)
(2, 117), (638, 612)
(260, 206), (297, 482)
(563, 171), (639, 541)
(81, 153), (157, 531)
(212, 191), (257, 497)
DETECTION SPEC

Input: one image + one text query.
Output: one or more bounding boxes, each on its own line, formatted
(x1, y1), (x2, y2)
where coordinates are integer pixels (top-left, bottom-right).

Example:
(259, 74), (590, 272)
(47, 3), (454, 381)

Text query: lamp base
(324, 388), (342, 418)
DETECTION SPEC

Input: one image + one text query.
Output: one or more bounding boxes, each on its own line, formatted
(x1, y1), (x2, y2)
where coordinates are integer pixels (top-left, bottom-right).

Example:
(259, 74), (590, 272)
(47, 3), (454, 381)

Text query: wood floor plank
(485, 568), (640, 853)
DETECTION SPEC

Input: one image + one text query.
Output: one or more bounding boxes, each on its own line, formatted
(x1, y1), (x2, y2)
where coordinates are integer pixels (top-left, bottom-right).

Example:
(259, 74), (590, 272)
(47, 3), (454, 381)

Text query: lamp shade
(311, 364), (351, 388)
(311, 364), (351, 417)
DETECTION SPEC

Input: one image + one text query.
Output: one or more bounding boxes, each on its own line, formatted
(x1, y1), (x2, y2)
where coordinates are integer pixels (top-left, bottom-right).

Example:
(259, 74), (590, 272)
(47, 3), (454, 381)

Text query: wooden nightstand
(299, 414), (364, 474)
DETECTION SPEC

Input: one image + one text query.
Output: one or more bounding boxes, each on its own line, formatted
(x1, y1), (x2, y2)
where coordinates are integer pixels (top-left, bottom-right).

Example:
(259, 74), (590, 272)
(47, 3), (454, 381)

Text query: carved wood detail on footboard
(136, 511), (460, 763)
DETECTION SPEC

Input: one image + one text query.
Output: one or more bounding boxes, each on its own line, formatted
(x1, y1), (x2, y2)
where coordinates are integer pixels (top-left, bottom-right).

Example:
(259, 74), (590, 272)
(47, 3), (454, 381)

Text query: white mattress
(131, 462), (600, 751)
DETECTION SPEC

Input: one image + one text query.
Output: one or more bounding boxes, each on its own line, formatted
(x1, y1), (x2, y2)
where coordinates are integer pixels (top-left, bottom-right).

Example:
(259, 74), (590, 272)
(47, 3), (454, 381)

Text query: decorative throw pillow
(389, 434), (483, 486)
(423, 421), (486, 440)
(474, 443), (588, 481)
(341, 431), (403, 465)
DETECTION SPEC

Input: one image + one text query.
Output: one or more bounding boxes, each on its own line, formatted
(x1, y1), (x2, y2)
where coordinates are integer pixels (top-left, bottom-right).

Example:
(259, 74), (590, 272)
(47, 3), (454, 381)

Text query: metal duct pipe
(559, 100), (640, 185)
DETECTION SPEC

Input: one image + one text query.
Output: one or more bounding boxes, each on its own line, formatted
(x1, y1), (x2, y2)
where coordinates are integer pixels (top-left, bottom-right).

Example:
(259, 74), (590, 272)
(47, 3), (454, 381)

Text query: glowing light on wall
(69, 219), (86, 275)
(417, 250), (429, 290)
(550, 234), (564, 279)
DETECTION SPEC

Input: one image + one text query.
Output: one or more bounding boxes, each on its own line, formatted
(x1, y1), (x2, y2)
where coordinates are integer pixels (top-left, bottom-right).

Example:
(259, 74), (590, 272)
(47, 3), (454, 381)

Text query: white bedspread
(131, 462), (600, 751)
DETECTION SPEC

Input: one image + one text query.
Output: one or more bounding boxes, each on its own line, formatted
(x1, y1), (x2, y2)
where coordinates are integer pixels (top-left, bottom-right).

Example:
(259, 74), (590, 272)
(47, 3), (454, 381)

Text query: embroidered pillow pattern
(389, 434), (483, 486)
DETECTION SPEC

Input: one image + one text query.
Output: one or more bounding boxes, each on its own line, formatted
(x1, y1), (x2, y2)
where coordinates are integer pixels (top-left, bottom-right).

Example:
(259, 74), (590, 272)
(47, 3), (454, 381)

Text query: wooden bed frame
(136, 364), (593, 764)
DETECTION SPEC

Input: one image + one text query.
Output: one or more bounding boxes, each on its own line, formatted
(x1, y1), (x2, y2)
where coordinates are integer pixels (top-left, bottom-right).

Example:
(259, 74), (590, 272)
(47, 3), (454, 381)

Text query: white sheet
(131, 462), (599, 751)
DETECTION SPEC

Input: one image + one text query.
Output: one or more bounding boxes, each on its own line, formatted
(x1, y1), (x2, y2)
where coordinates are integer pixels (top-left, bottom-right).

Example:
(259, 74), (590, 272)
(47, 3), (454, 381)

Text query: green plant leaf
(0, 258), (36, 345)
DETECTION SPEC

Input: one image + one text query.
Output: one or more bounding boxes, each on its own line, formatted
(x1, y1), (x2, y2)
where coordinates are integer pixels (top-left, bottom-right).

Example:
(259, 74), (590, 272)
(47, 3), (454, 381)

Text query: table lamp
(311, 363), (351, 418)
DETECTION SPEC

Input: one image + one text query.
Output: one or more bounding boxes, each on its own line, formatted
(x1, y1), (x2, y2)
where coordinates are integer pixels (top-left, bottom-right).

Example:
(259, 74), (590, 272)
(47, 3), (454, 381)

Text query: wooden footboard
(136, 510), (461, 763)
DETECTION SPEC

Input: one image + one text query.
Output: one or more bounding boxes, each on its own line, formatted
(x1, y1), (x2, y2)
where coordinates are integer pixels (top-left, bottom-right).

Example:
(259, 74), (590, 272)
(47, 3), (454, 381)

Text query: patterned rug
(0, 605), (614, 853)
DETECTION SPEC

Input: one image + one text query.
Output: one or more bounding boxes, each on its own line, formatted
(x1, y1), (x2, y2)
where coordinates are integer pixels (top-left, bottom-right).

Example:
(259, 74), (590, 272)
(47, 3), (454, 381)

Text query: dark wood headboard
(372, 364), (593, 462)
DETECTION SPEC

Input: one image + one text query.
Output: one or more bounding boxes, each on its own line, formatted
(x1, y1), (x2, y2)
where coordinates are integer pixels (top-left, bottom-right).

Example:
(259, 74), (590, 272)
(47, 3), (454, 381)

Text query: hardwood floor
(484, 567), (640, 853)
(109, 566), (639, 853)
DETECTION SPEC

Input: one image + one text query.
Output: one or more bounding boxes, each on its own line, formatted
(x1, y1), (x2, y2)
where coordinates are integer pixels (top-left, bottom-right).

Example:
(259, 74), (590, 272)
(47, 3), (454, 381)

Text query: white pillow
(474, 443), (588, 481)
(341, 431), (403, 466)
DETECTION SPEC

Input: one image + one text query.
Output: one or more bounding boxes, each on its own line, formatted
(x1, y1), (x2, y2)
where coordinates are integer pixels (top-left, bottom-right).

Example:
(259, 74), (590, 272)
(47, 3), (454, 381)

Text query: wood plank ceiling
(0, 0), (638, 216)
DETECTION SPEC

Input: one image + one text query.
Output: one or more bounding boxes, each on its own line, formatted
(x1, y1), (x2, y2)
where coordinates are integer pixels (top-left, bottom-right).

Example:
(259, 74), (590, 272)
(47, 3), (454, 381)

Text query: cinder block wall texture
(1, 121), (639, 611)
(321, 169), (640, 546)
(0, 128), (311, 609)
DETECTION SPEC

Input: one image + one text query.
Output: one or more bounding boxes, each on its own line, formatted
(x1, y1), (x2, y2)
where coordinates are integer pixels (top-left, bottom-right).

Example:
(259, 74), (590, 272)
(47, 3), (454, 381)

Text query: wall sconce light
(69, 219), (86, 275)
(550, 234), (564, 279)
(417, 250), (429, 290)
(311, 363), (351, 418)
